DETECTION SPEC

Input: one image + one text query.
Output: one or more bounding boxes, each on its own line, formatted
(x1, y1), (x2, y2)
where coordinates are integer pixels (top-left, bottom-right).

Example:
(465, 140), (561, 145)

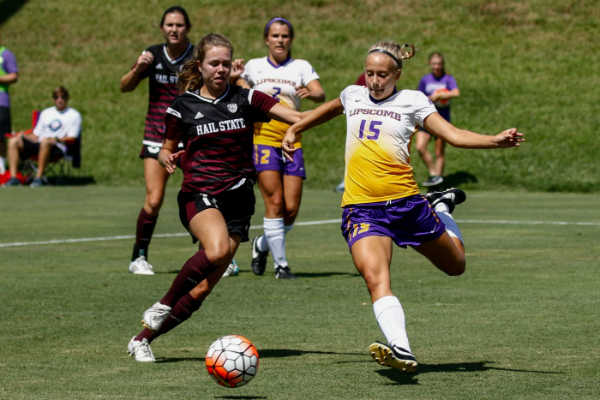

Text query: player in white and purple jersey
(414, 52), (460, 187)
(282, 41), (524, 373)
(240, 17), (325, 279)
(127, 33), (305, 362)
(120, 6), (194, 275)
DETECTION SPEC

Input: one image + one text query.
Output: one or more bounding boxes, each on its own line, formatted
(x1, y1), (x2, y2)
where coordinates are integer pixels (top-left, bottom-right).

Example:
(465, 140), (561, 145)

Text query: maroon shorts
(341, 194), (446, 249)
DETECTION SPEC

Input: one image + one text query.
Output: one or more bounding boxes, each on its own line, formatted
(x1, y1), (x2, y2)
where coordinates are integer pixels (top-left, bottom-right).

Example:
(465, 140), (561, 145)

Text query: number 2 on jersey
(358, 119), (382, 140)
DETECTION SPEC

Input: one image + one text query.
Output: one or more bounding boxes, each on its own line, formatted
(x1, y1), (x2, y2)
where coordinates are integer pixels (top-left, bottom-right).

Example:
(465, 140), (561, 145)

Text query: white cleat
(127, 336), (156, 362)
(222, 259), (240, 277)
(142, 302), (172, 331)
(128, 256), (155, 275)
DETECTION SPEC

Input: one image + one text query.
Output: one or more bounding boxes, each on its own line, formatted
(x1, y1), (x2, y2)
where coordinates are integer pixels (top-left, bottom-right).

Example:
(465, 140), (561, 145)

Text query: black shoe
(425, 187), (466, 213)
(274, 265), (296, 279)
(3, 177), (21, 187)
(250, 236), (268, 276)
(422, 175), (443, 187)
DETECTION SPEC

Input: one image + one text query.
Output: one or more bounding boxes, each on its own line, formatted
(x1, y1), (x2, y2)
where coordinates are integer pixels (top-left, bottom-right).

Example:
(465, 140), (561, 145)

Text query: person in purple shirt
(414, 52), (460, 187)
(0, 35), (19, 173)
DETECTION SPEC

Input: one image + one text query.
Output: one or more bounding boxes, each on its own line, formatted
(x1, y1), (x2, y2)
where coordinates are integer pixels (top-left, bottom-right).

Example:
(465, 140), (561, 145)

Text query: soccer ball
(205, 335), (259, 388)
(433, 88), (449, 106)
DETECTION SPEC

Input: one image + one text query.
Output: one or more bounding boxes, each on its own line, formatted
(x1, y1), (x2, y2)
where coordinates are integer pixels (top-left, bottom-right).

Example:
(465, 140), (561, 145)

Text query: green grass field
(2, 0), (599, 191)
(1, 187), (598, 399)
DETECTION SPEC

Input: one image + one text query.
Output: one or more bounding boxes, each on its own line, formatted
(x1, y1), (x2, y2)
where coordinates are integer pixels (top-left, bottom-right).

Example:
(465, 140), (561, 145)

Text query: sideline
(0, 218), (598, 249)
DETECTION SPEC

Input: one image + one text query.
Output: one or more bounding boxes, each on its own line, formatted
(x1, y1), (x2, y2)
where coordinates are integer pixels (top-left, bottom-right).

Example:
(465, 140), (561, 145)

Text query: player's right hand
(134, 51), (154, 73)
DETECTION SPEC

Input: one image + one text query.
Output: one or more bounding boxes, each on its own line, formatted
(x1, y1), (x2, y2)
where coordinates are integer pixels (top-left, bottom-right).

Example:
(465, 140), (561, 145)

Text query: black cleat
(274, 265), (296, 280)
(251, 236), (268, 276)
(425, 187), (466, 213)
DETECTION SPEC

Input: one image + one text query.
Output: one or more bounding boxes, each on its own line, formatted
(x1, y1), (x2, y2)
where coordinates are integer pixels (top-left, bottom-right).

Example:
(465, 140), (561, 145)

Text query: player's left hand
(494, 128), (525, 148)
(282, 130), (297, 161)
(295, 86), (311, 99)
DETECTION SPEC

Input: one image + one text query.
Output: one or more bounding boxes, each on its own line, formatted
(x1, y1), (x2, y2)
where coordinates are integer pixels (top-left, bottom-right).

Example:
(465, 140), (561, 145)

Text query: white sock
(436, 210), (464, 243)
(256, 234), (269, 252)
(263, 217), (287, 268)
(0, 156), (5, 174)
(373, 296), (411, 352)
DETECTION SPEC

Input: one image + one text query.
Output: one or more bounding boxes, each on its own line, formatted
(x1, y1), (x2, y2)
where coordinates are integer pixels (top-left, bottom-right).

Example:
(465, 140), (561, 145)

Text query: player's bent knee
(204, 244), (232, 266)
(444, 258), (466, 276)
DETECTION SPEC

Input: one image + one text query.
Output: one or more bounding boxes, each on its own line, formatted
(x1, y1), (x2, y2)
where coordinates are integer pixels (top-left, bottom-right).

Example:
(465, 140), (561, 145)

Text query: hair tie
(368, 48), (402, 68)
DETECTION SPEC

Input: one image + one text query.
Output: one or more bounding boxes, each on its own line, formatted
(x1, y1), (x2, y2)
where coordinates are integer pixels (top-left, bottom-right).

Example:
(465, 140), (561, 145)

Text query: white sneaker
(127, 336), (155, 362)
(128, 256), (155, 275)
(222, 259), (240, 277)
(142, 302), (172, 331)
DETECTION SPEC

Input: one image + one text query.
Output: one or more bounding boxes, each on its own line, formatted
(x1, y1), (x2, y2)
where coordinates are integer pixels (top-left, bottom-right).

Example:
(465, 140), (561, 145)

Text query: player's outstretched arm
(424, 112), (525, 149)
(282, 97), (344, 159)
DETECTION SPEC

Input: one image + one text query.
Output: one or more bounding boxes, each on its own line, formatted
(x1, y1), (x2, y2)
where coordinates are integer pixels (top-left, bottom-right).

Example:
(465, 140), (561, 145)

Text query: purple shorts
(341, 194), (446, 249)
(253, 144), (306, 179)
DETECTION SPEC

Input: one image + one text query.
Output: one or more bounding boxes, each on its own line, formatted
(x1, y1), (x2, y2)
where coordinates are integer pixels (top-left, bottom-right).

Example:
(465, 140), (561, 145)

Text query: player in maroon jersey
(120, 6), (194, 275)
(127, 33), (305, 362)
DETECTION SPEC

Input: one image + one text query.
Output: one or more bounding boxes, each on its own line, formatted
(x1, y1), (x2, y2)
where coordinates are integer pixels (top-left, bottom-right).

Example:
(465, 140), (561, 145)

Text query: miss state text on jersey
(165, 86), (277, 195)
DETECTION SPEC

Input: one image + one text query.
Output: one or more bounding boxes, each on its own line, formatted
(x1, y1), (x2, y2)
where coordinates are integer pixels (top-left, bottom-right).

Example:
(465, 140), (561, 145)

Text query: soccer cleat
(142, 302), (172, 331)
(29, 177), (47, 187)
(3, 177), (21, 187)
(128, 256), (155, 275)
(425, 187), (466, 213)
(222, 259), (240, 277)
(368, 341), (418, 373)
(251, 236), (268, 276)
(128, 336), (156, 362)
(275, 265), (296, 280)
(422, 175), (444, 187)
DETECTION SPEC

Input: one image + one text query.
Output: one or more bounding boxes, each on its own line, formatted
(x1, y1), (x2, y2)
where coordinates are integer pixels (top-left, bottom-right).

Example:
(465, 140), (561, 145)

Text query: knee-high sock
(153, 294), (203, 340)
(132, 208), (158, 260)
(159, 250), (215, 307)
(264, 217), (287, 268)
(284, 223), (293, 235)
(373, 296), (412, 352)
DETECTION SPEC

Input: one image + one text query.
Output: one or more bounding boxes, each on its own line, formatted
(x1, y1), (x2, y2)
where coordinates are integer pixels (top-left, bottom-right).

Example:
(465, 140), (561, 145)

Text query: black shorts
(177, 180), (255, 243)
(22, 136), (65, 160)
(139, 141), (162, 159)
(139, 141), (185, 159)
(0, 106), (11, 141)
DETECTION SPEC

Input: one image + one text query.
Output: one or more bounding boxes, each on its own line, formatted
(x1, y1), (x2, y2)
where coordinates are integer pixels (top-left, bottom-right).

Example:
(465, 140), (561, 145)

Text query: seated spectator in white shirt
(4, 86), (82, 187)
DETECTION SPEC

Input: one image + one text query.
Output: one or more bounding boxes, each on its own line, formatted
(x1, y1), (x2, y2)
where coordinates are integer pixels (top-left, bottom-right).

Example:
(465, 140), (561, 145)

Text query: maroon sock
(154, 294), (203, 338)
(159, 250), (215, 307)
(134, 327), (156, 343)
(132, 208), (158, 260)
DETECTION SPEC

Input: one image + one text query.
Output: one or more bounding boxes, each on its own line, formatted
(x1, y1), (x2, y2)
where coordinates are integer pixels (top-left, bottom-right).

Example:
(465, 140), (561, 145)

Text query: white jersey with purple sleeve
(339, 85), (436, 207)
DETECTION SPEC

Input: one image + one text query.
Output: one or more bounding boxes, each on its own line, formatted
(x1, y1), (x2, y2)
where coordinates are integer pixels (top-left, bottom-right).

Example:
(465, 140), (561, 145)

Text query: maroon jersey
(165, 85), (278, 195)
(138, 43), (194, 144)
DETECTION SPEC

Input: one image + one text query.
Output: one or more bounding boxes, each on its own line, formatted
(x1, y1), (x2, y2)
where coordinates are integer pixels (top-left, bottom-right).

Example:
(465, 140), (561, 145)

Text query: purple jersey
(165, 85), (277, 195)
(417, 73), (458, 121)
(137, 43), (194, 144)
(0, 47), (18, 108)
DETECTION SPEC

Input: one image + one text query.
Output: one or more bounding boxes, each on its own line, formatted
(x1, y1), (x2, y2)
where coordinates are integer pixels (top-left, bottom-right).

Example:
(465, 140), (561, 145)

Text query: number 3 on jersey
(358, 119), (382, 140)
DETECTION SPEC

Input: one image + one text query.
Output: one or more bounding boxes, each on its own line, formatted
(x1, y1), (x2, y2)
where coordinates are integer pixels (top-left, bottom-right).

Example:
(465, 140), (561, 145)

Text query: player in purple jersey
(127, 33), (305, 362)
(414, 52), (460, 187)
(282, 41), (524, 372)
(120, 6), (194, 275)
(0, 34), (19, 173)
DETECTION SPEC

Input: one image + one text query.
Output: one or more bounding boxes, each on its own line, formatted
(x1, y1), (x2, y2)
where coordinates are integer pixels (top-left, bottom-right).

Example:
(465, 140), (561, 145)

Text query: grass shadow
(0, 0), (28, 25)
(424, 170), (479, 192)
(48, 175), (96, 186)
(158, 348), (363, 363)
(376, 360), (562, 385)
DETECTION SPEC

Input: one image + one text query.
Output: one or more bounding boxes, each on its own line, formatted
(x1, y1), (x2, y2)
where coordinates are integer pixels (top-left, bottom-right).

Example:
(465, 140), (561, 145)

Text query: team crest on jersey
(227, 103), (238, 113)
(194, 112), (204, 119)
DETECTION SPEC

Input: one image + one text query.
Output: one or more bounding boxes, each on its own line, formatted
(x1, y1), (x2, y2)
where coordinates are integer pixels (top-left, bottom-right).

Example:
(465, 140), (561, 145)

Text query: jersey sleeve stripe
(166, 107), (181, 118)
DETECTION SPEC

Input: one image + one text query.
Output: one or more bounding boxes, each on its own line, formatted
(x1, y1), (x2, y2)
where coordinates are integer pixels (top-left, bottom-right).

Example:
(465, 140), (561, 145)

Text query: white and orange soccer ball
(205, 335), (259, 388)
